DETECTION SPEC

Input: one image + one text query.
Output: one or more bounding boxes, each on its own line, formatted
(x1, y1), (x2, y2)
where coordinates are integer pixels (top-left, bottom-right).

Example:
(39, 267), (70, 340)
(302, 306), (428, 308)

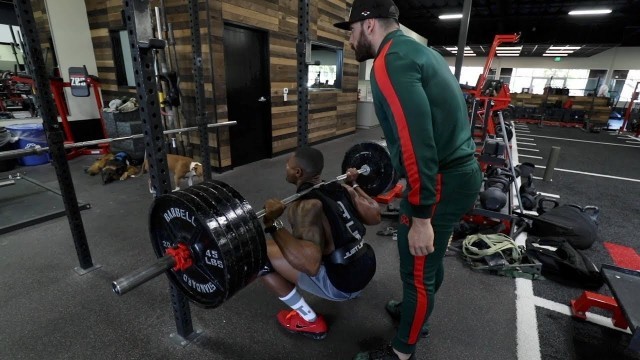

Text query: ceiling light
(543, 54), (568, 56)
(545, 50), (576, 53)
(496, 46), (523, 50)
(568, 9), (611, 16)
(549, 46), (581, 50)
(496, 49), (522, 53)
(497, 54), (520, 57)
(439, 14), (463, 20)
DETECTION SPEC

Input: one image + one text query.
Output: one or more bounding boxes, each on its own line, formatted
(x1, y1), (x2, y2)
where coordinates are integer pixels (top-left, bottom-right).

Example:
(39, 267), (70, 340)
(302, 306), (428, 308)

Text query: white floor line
(518, 137), (535, 141)
(526, 134), (640, 148)
(518, 148), (540, 152)
(516, 278), (542, 360)
(626, 141), (639, 144)
(625, 135), (640, 142)
(518, 130), (531, 133)
(532, 296), (631, 334)
(512, 136), (543, 360)
(513, 231), (542, 360)
(537, 191), (559, 198)
(519, 154), (543, 159)
(532, 176), (543, 180)
(537, 167), (640, 183)
(517, 142), (537, 146)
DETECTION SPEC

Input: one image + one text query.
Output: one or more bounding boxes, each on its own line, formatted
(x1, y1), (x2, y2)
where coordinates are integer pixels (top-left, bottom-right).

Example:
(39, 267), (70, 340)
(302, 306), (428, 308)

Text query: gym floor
(0, 125), (638, 360)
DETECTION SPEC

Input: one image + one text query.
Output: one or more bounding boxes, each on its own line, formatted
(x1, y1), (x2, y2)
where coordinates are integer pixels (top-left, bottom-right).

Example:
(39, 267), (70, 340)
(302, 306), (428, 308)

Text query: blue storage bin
(4, 123), (50, 166)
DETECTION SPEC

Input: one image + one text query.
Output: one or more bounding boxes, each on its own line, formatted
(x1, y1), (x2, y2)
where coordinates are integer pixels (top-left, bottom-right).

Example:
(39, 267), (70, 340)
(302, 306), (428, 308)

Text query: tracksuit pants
(392, 161), (482, 354)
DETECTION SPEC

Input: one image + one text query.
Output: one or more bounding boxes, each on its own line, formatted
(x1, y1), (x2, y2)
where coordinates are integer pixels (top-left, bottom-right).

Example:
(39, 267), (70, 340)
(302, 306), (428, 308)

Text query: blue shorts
(297, 264), (361, 301)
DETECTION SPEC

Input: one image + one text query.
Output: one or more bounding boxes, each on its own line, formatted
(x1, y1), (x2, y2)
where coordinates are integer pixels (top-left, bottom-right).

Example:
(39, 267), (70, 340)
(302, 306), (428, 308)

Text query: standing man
(260, 147), (382, 340)
(334, 1), (482, 359)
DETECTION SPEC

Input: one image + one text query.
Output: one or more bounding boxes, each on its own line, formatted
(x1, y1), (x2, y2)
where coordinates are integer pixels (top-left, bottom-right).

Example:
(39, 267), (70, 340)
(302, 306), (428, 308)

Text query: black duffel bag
(525, 237), (603, 290)
(528, 198), (599, 250)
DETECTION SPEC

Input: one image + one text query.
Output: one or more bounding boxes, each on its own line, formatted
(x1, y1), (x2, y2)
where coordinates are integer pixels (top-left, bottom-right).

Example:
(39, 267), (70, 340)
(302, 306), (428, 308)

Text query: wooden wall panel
(84, 0), (357, 171)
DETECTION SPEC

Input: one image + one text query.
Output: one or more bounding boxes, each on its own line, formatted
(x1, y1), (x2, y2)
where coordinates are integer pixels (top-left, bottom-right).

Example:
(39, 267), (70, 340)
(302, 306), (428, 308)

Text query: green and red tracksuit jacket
(370, 29), (476, 219)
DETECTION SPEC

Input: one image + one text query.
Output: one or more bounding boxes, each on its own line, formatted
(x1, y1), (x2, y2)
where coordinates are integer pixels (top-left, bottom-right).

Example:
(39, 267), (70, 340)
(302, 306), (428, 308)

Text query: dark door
(223, 24), (272, 167)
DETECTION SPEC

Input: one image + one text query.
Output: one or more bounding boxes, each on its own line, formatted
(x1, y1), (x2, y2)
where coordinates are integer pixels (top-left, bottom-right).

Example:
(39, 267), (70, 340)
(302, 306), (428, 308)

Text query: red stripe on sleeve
(373, 41), (422, 205)
(431, 173), (442, 217)
(409, 255), (428, 343)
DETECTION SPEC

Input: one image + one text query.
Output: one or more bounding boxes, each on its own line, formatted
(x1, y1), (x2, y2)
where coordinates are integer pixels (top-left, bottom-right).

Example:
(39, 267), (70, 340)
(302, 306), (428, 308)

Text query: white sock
(278, 288), (317, 322)
(393, 348), (412, 360)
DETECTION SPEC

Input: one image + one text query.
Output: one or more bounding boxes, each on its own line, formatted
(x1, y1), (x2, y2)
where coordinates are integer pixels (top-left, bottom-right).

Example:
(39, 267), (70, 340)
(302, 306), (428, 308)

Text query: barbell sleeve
(254, 165), (370, 219)
(112, 255), (176, 296)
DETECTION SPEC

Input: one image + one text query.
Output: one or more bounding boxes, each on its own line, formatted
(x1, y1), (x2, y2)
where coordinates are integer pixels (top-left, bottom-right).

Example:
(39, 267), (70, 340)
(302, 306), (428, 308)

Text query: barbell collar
(112, 255), (176, 296)
(254, 165), (368, 219)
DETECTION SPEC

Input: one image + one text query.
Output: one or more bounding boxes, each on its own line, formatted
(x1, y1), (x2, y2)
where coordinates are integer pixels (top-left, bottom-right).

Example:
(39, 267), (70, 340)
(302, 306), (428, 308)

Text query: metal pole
(297, 0), (310, 146)
(454, 0), (473, 81)
(543, 146), (561, 182)
(123, 0), (195, 340)
(0, 122), (236, 162)
(14, 0), (95, 271)
(497, 112), (524, 213)
(188, 0), (212, 180)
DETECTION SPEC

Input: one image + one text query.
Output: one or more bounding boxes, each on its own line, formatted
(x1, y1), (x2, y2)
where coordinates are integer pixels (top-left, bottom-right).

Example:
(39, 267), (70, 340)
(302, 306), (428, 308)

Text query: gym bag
(529, 199), (599, 250)
(525, 237), (603, 290)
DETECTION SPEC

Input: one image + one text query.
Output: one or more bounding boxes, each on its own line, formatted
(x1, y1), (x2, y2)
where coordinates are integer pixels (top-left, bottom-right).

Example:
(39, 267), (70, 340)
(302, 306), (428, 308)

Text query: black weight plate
(170, 191), (233, 306)
(341, 141), (398, 196)
(149, 192), (230, 308)
(184, 184), (254, 295)
(155, 191), (231, 307)
(210, 180), (266, 276)
(178, 187), (242, 298)
(207, 181), (266, 287)
(187, 185), (257, 299)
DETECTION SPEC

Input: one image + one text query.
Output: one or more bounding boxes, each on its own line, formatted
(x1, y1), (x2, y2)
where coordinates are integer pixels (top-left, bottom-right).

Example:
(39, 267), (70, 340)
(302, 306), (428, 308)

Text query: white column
(45, 0), (100, 120)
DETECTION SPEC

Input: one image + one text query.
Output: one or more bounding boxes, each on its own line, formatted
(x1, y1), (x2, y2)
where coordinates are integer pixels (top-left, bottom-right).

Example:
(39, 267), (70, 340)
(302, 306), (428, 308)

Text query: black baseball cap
(333, 0), (400, 30)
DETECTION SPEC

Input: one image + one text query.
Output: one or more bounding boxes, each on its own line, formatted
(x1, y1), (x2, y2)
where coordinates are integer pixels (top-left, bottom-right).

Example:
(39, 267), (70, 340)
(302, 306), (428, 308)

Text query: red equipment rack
(465, 33), (520, 152)
(619, 82), (639, 135)
(10, 74), (109, 159)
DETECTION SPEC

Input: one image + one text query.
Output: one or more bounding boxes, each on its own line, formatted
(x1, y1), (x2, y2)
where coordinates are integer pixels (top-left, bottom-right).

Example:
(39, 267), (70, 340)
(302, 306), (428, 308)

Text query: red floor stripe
(603, 242), (640, 271)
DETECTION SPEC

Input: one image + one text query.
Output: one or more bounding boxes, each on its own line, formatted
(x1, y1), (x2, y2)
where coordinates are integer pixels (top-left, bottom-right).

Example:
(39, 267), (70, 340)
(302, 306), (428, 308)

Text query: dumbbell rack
(464, 110), (526, 238)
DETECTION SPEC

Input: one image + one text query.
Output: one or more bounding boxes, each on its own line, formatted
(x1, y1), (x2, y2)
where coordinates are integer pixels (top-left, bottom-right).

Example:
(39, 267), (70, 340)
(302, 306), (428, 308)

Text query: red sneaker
(276, 310), (328, 340)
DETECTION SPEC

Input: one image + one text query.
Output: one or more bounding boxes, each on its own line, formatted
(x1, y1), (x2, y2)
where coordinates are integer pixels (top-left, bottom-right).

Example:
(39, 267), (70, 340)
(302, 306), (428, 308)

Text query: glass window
(510, 68), (591, 95)
(308, 43), (343, 89)
(619, 70), (640, 102)
(447, 66), (484, 86)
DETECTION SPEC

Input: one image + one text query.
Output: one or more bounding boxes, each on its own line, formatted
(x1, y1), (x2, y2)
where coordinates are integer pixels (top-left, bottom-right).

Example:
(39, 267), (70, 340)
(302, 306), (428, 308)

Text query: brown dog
(135, 153), (204, 193)
(86, 153), (115, 176)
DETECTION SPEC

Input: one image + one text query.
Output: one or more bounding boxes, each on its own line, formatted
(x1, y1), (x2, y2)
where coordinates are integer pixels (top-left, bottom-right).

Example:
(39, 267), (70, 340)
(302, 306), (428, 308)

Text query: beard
(352, 32), (375, 62)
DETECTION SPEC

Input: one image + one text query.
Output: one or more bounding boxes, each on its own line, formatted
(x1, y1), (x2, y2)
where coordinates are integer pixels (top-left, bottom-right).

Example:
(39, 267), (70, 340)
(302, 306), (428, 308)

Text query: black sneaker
(385, 300), (430, 338)
(353, 344), (415, 360)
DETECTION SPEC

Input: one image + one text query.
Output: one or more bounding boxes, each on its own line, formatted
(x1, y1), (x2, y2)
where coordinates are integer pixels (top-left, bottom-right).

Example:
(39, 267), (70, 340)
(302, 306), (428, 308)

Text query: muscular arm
(269, 199), (324, 276)
(343, 185), (381, 225)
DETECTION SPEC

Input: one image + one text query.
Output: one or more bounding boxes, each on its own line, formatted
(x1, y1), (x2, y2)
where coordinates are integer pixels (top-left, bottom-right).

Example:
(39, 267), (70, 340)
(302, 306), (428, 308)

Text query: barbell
(0, 121), (237, 161)
(112, 141), (398, 308)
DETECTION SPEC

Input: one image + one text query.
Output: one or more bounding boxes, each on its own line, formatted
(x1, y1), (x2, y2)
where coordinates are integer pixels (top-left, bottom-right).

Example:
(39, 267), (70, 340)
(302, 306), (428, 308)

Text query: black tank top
(298, 182), (376, 293)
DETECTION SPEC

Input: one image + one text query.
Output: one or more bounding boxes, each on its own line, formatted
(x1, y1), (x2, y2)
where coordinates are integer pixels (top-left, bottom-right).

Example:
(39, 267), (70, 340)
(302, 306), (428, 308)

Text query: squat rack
(10, 0), (236, 344)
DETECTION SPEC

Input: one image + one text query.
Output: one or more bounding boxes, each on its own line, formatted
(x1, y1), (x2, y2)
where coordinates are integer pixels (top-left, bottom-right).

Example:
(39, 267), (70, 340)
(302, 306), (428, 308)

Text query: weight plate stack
(149, 179), (266, 308)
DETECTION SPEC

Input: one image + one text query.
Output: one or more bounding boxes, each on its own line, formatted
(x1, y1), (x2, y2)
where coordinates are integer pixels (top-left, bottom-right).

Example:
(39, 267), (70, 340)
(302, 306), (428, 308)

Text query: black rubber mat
(0, 174), (90, 235)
